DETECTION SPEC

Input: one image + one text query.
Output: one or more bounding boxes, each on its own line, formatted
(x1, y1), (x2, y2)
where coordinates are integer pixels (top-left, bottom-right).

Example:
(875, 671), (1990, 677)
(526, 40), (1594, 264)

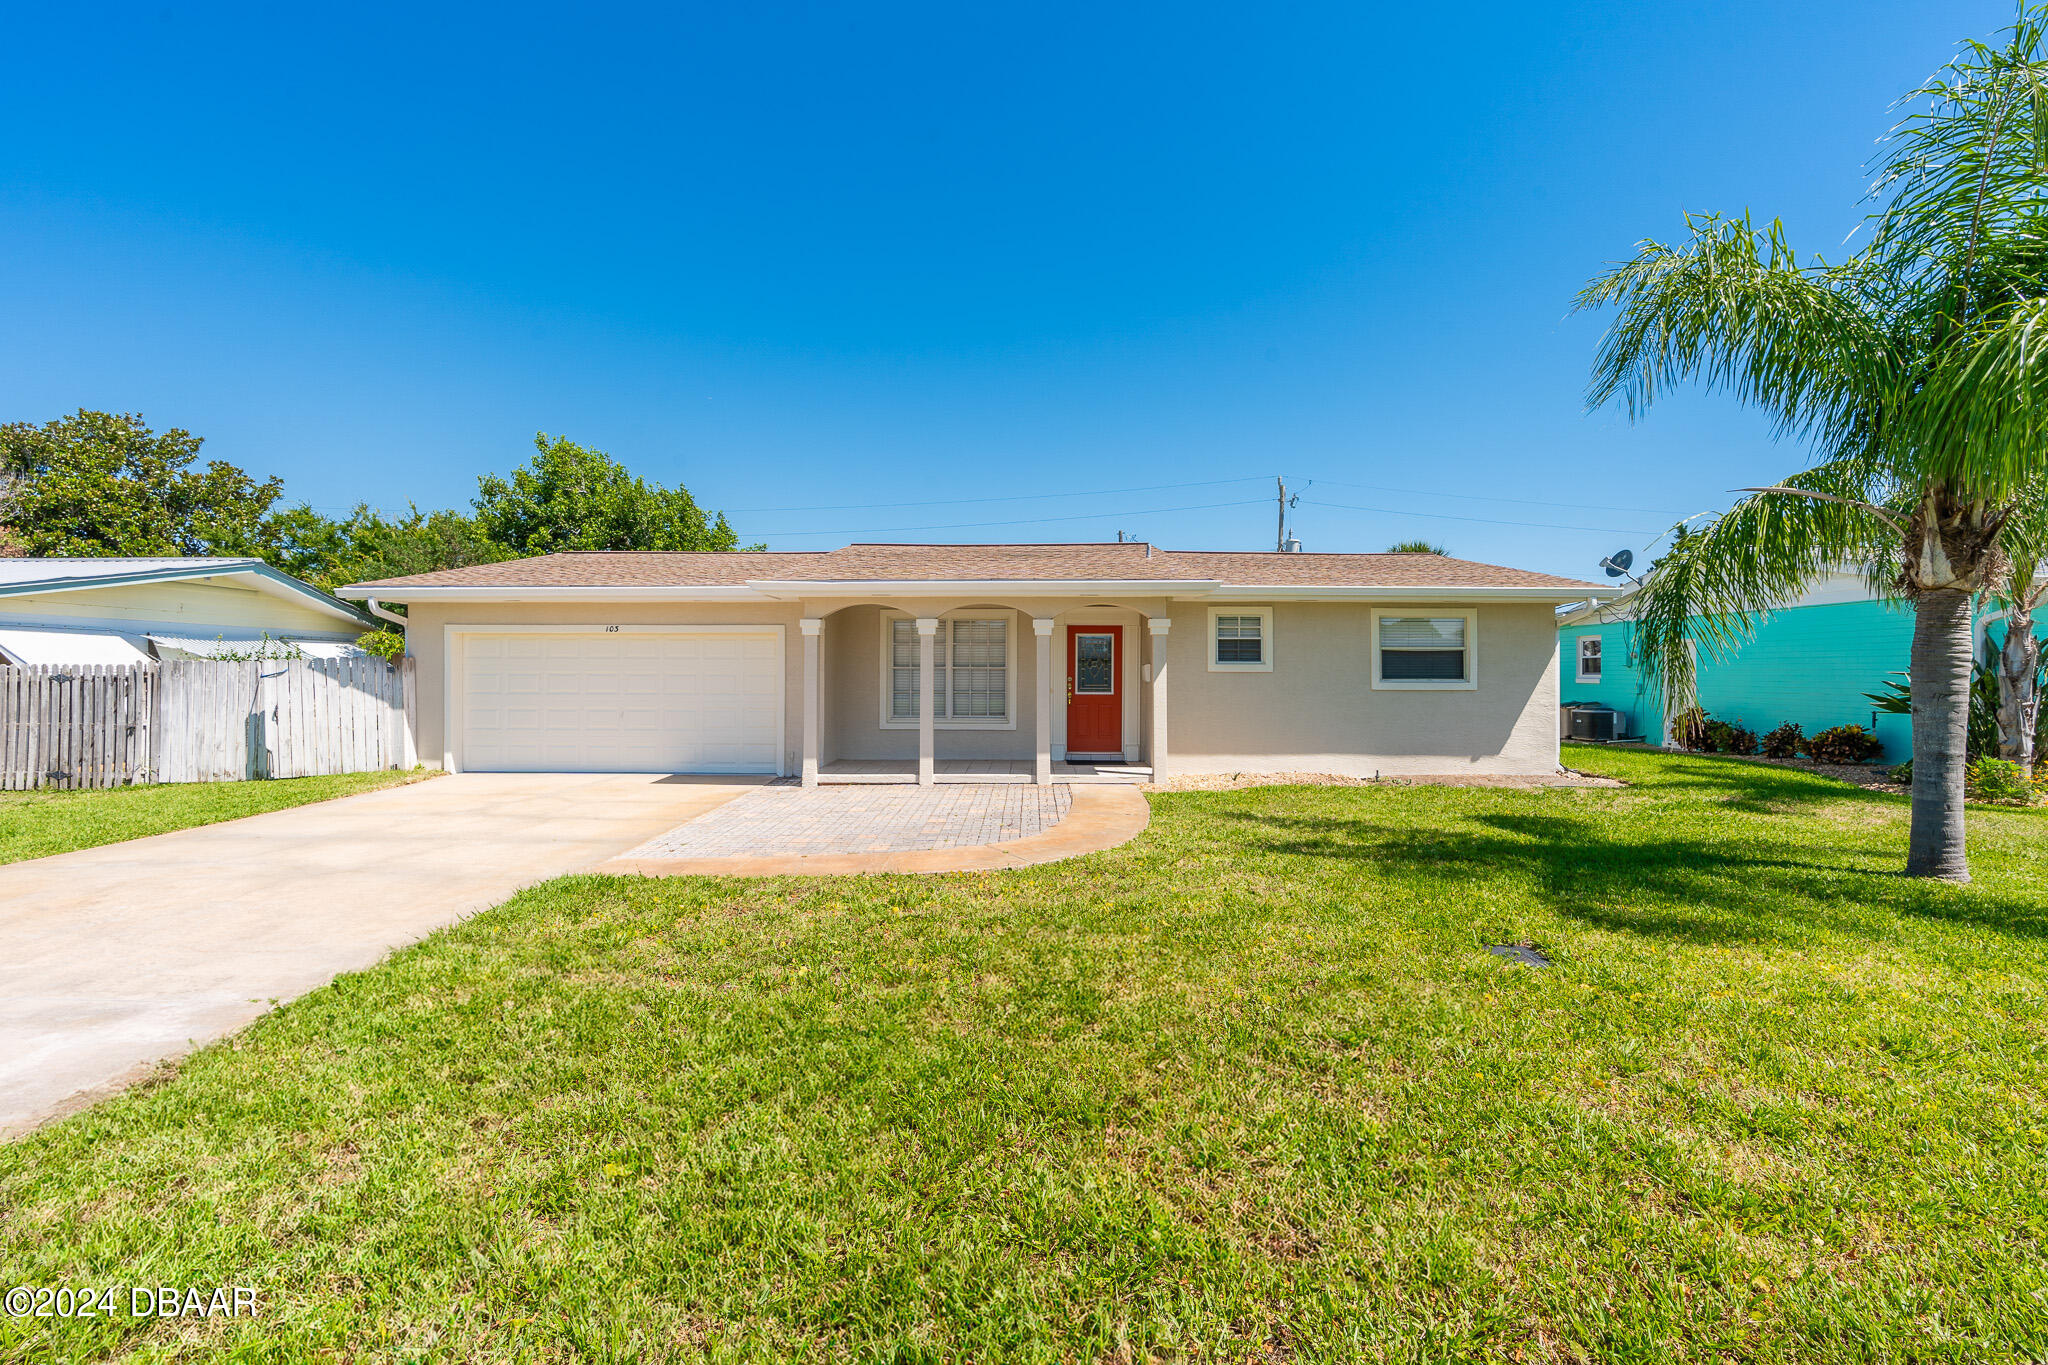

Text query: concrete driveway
(0, 772), (763, 1138)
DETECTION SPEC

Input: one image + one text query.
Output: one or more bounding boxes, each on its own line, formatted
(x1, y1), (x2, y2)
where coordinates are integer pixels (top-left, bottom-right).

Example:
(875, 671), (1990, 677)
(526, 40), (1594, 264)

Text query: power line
(743, 497), (1270, 538)
(1299, 498), (1656, 536)
(1309, 477), (1682, 516)
(724, 475), (1270, 514)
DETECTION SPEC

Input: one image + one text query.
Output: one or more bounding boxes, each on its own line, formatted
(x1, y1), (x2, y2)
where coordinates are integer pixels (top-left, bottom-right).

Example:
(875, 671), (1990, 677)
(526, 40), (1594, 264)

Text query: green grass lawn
(0, 769), (436, 864)
(4, 747), (2046, 1362)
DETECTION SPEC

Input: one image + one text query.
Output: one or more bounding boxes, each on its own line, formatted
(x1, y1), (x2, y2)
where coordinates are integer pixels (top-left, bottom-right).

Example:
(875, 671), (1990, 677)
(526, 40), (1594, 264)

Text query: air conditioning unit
(1568, 705), (1624, 742)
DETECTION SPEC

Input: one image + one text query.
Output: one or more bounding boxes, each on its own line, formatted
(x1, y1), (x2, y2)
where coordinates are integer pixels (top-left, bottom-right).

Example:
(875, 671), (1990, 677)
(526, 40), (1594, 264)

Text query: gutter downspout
(364, 597), (408, 627)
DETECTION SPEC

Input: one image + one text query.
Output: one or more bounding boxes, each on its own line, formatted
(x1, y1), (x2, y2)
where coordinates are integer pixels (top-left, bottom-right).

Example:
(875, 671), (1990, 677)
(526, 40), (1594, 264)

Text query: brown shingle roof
(345, 543), (1598, 592)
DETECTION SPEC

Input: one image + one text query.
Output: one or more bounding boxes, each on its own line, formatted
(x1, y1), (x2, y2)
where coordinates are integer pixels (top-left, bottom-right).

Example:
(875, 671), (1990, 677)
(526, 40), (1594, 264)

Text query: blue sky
(0, 1), (2010, 578)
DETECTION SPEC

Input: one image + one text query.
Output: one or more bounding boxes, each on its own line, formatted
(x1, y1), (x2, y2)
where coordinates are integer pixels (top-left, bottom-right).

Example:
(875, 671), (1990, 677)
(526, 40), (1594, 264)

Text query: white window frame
(878, 611), (1017, 730)
(1576, 634), (1602, 683)
(1207, 605), (1274, 672)
(1371, 608), (1478, 691)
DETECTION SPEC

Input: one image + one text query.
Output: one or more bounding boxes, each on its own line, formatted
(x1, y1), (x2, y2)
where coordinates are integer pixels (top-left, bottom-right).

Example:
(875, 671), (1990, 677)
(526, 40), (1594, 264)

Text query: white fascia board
(743, 579), (1219, 598)
(1194, 585), (1614, 604)
(336, 585), (775, 602)
(3, 562), (375, 628)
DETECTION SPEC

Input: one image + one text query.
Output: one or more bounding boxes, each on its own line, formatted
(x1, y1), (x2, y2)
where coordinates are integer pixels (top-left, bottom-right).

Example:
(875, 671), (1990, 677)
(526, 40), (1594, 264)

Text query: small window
(1577, 635), (1602, 682)
(1216, 615), (1263, 663)
(1373, 610), (1476, 690)
(1208, 606), (1274, 671)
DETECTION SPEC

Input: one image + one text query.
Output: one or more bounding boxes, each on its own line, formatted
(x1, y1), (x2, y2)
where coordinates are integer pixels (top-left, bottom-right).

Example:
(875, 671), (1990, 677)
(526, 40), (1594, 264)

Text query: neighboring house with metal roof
(0, 558), (378, 667)
(341, 542), (1606, 784)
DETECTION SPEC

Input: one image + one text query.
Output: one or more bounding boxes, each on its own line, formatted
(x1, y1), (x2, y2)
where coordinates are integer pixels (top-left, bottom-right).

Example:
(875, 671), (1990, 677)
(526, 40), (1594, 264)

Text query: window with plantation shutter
(890, 619), (945, 720)
(882, 614), (1013, 726)
(948, 618), (1007, 718)
(1372, 610), (1477, 689)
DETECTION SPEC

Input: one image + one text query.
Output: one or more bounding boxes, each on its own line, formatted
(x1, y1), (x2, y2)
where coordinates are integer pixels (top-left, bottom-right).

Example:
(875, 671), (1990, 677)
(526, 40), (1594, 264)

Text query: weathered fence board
(0, 665), (152, 790)
(0, 656), (414, 788)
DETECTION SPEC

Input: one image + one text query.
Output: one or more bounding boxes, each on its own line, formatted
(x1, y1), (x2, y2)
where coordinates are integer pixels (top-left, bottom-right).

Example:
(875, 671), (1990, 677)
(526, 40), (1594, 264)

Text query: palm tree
(1988, 492), (2048, 773)
(1385, 540), (1449, 555)
(1576, 8), (2048, 880)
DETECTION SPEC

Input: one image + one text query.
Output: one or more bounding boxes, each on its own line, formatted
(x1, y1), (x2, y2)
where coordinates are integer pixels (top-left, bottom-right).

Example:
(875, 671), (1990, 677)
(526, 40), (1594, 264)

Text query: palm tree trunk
(1906, 588), (1975, 880)
(1995, 602), (2040, 775)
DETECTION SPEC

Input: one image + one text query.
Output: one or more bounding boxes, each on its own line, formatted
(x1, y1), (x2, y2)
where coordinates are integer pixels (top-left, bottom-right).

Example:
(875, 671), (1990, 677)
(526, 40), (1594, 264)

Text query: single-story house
(0, 557), (378, 667)
(1557, 570), (2048, 760)
(341, 542), (1604, 783)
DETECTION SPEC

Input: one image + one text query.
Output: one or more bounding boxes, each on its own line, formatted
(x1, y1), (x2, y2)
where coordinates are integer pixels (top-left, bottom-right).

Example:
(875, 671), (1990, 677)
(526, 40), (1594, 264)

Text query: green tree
(473, 432), (743, 555)
(0, 410), (289, 558)
(1576, 8), (2048, 880)
(318, 503), (510, 592)
(1384, 540), (1449, 555)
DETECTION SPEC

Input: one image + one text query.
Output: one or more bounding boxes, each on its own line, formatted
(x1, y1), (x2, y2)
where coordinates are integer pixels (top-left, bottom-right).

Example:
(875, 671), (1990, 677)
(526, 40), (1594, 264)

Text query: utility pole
(1276, 476), (1287, 552)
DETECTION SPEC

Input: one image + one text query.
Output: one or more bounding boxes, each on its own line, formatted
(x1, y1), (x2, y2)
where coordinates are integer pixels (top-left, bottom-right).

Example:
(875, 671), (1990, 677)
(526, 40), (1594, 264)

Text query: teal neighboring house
(1557, 573), (1925, 760)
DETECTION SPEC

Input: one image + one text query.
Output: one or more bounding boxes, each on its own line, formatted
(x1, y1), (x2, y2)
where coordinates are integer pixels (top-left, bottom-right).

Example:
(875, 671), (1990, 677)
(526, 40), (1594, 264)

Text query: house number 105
(604, 626), (621, 632)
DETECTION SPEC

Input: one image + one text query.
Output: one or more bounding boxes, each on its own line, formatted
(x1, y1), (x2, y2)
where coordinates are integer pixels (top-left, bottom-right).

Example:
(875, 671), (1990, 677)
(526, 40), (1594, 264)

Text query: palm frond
(1576, 214), (1896, 452)
(1632, 461), (1899, 717)
(1898, 294), (2048, 494)
(1869, 6), (2048, 302)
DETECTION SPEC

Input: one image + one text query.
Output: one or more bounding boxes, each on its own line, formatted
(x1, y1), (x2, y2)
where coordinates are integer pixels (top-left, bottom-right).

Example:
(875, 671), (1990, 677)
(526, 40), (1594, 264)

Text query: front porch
(817, 759), (1153, 784)
(797, 605), (1172, 788)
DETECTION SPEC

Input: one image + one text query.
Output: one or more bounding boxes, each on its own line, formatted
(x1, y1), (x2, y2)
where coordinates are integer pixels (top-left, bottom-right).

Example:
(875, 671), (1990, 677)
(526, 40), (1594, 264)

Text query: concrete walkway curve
(590, 784), (1151, 877)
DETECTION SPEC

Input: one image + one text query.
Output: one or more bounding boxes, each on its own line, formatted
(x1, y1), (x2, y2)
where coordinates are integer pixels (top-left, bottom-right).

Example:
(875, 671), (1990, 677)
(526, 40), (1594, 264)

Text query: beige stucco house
(341, 543), (1602, 784)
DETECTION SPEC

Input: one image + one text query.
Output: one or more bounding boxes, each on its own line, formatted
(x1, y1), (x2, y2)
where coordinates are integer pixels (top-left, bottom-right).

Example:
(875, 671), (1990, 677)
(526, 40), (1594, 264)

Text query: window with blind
(1373, 611), (1476, 689)
(1576, 635), (1602, 682)
(886, 616), (1010, 724)
(1207, 605), (1274, 671)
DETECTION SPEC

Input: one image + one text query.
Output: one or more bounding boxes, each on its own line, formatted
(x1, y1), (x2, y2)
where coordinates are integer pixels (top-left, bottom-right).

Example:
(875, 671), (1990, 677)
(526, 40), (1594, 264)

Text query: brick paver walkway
(622, 783), (1075, 858)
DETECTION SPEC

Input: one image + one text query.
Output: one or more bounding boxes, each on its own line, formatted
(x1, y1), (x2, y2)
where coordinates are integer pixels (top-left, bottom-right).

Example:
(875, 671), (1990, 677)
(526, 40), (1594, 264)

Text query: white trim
(1196, 585), (1602, 603)
(1064, 624), (1125, 758)
(1206, 605), (1273, 672)
(877, 610), (1018, 731)
(356, 579), (1605, 606)
(752, 578), (1214, 598)
(354, 585), (774, 603)
(1370, 608), (1478, 691)
(440, 623), (787, 776)
(1575, 633), (1603, 684)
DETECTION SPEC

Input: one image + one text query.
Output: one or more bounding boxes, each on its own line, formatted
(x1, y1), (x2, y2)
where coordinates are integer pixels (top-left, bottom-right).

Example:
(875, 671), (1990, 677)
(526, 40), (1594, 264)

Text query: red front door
(1066, 626), (1122, 756)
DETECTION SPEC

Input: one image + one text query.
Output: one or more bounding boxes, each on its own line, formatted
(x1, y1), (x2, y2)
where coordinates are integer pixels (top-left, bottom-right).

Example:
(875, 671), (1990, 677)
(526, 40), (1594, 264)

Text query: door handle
(1066, 678), (1073, 702)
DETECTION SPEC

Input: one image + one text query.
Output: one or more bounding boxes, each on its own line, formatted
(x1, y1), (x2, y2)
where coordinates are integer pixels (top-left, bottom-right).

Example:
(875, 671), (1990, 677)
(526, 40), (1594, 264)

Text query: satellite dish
(1599, 547), (1635, 579)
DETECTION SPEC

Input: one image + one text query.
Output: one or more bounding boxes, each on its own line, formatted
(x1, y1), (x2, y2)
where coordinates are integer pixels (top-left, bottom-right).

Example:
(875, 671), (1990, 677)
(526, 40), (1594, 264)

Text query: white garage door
(458, 631), (782, 773)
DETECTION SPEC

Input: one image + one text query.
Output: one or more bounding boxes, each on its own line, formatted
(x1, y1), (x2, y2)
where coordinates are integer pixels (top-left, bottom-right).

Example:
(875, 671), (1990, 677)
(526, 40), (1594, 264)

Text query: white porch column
(1148, 617), (1171, 778)
(916, 617), (939, 786)
(800, 617), (823, 787)
(1032, 617), (1055, 785)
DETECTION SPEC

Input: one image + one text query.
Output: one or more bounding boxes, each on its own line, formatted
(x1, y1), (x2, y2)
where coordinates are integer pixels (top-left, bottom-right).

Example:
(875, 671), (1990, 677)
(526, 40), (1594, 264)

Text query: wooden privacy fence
(0, 664), (153, 790)
(0, 656), (416, 790)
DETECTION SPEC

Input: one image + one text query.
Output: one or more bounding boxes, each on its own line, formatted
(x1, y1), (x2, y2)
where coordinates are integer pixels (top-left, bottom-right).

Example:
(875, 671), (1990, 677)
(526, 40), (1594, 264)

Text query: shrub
(1703, 719), (1758, 755)
(1889, 759), (1913, 785)
(1967, 757), (2037, 804)
(1761, 722), (1804, 759)
(1802, 724), (1883, 765)
(358, 629), (406, 661)
(1670, 706), (1711, 751)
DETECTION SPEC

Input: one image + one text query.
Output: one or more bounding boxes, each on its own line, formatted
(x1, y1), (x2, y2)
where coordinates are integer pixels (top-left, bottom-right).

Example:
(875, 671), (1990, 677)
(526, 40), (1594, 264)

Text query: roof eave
(3, 561), (376, 628)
